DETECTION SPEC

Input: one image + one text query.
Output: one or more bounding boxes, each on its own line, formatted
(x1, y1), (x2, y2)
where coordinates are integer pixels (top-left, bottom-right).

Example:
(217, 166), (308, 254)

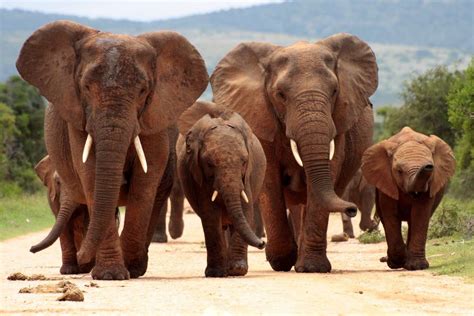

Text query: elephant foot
(295, 254), (332, 273)
(266, 246), (298, 272)
(78, 261), (95, 273)
(404, 257), (429, 271)
(387, 255), (406, 269)
(330, 232), (350, 242)
(126, 255), (149, 278)
(91, 263), (129, 280)
(227, 260), (248, 276)
(152, 231), (168, 243)
(169, 219), (184, 239)
(60, 264), (80, 275)
(205, 266), (228, 278)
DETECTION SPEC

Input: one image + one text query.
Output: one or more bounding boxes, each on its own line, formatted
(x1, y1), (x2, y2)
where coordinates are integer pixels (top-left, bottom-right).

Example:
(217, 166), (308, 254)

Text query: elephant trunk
(292, 97), (357, 217)
(77, 114), (134, 265)
(408, 164), (434, 194)
(30, 197), (79, 253)
(222, 189), (265, 249)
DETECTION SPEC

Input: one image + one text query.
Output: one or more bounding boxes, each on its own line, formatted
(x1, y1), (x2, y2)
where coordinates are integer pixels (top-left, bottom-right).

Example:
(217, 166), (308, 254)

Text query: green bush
(357, 230), (385, 244)
(429, 202), (461, 239)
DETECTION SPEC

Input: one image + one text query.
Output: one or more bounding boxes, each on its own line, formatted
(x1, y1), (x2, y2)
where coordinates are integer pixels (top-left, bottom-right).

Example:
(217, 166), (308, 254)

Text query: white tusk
(329, 139), (335, 161)
(211, 190), (218, 202)
(290, 139), (303, 167)
(134, 136), (148, 173)
(241, 190), (249, 203)
(82, 134), (93, 163)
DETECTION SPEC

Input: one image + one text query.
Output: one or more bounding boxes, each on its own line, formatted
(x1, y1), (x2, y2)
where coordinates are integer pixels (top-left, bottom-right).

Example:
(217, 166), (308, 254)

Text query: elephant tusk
(211, 190), (218, 202)
(241, 190), (249, 203)
(290, 139), (303, 167)
(134, 136), (148, 174)
(329, 139), (335, 161)
(82, 134), (93, 163)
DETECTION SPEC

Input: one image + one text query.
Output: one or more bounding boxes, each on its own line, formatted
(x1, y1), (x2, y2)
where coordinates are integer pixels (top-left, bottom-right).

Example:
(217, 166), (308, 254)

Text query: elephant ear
(178, 101), (225, 135)
(34, 156), (58, 202)
(185, 115), (214, 186)
(138, 32), (209, 135)
(423, 135), (456, 198)
(361, 140), (399, 200)
(211, 42), (281, 142)
(16, 20), (98, 131)
(319, 33), (378, 134)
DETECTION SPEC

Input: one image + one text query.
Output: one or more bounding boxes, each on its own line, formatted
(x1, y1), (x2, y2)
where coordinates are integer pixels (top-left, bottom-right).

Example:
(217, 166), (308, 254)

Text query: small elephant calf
(34, 156), (119, 274)
(177, 101), (266, 277)
(361, 127), (455, 270)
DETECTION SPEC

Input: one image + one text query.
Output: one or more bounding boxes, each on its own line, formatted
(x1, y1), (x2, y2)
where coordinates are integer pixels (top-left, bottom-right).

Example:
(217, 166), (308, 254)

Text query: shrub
(429, 202), (460, 239)
(357, 230), (385, 244)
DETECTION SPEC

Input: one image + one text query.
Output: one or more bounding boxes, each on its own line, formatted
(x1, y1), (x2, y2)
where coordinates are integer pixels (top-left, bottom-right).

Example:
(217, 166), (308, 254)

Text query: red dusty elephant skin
(211, 33), (377, 272)
(361, 127), (455, 270)
(177, 101), (266, 277)
(16, 20), (208, 280)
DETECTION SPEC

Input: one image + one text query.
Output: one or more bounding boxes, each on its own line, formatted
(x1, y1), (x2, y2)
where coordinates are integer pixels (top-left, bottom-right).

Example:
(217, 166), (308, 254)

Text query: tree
(377, 66), (460, 147)
(447, 59), (474, 199)
(0, 75), (46, 192)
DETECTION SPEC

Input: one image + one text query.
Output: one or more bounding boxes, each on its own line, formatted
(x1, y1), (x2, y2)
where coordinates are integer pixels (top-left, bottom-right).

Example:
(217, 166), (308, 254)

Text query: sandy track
(1, 212), (473, 315)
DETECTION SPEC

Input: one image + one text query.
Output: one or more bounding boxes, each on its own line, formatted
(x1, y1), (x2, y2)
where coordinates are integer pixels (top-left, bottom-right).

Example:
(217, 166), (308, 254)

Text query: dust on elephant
(361, 127), (455, 270)
(210, 33), (378, 272)
(177, 101), (266, 277)
(33, 155), (122, 274)
(16, 20), (208, 280)
(152, 126), (186, 243)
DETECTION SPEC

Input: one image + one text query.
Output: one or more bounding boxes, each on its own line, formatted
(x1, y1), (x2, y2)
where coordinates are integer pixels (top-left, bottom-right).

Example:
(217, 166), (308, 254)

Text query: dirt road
(1, 212), (473, 315)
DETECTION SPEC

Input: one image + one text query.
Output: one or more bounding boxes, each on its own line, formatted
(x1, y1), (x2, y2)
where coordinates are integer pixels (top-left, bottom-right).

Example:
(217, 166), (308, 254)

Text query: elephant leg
(91, 220), (129, 280)
(227, 226), (249, 276)
(152, 202), (168, 243)
(342, 213), (355, 238)
(295, 191), (331, 273)
(404, 202), (433, 271)
(168, 178), (185, 239)
(121, 134), (169, 278)
(378, 198), (406, 269)
(288, 205), (303, 243)
(201, 215), (227, 278)
(359, 191), (377, 232)
(59, 220), (80, 275)
(259, 165), (297, 272)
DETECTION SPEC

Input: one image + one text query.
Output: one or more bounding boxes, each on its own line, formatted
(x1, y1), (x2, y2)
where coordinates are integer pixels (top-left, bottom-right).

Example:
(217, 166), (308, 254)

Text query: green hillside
(1, 3), (472, 105)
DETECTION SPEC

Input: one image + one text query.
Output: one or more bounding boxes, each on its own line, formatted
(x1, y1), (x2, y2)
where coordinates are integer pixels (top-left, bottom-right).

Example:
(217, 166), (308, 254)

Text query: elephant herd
(16, 20), (455, 280)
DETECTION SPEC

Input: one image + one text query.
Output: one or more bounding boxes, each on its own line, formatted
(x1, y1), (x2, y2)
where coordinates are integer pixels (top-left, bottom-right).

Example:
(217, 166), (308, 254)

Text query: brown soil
(1, 212), (473, 314)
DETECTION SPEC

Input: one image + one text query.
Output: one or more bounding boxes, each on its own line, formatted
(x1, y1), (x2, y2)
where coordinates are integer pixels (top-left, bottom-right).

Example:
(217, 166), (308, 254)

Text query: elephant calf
(33, 155), (119, 275)
(177, 101), (266, 277)
(361, 127), (455, 270)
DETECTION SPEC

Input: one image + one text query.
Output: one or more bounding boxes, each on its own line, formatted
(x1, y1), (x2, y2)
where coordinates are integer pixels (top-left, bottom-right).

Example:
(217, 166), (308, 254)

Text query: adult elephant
(16, 20), (208, 280)
(211, 33), (377, 272)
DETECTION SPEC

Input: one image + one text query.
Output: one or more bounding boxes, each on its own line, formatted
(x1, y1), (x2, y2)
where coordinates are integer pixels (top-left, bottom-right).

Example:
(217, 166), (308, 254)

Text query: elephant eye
(332, 88), (338, 97)
(277, 90), (286, 102)
(139, 88), (146, 96)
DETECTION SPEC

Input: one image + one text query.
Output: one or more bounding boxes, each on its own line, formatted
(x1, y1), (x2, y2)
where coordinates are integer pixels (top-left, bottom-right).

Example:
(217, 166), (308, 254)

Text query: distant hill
(1, 2), (472, 105)
(153, 0), (473, 51)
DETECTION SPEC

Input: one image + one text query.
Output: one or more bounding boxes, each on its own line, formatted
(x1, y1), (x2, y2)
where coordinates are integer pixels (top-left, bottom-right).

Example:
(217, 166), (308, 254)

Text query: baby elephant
(34, 156), (120, 274)
(361, 127), (455, 270)
(177, 101), (266, 277)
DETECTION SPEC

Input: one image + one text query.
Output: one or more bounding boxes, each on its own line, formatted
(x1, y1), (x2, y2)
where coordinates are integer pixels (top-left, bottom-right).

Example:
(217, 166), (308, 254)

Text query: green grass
(0, 192), (53, 241)
(427, 236), (474, 282)
(357, 230), (386, 244)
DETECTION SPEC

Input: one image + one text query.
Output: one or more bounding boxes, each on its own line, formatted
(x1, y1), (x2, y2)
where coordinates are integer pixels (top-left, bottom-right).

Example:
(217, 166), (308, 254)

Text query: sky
(0, 0), (283, 21)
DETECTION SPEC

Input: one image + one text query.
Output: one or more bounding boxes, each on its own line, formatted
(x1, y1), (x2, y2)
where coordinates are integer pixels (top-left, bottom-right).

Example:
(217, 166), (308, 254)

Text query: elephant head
(361, 127), (456, 200)
(17, 20), (208, 262)
(35, 155), (60, 216)
(210, 34), (377, 215)
(180, 101), (265, 249)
